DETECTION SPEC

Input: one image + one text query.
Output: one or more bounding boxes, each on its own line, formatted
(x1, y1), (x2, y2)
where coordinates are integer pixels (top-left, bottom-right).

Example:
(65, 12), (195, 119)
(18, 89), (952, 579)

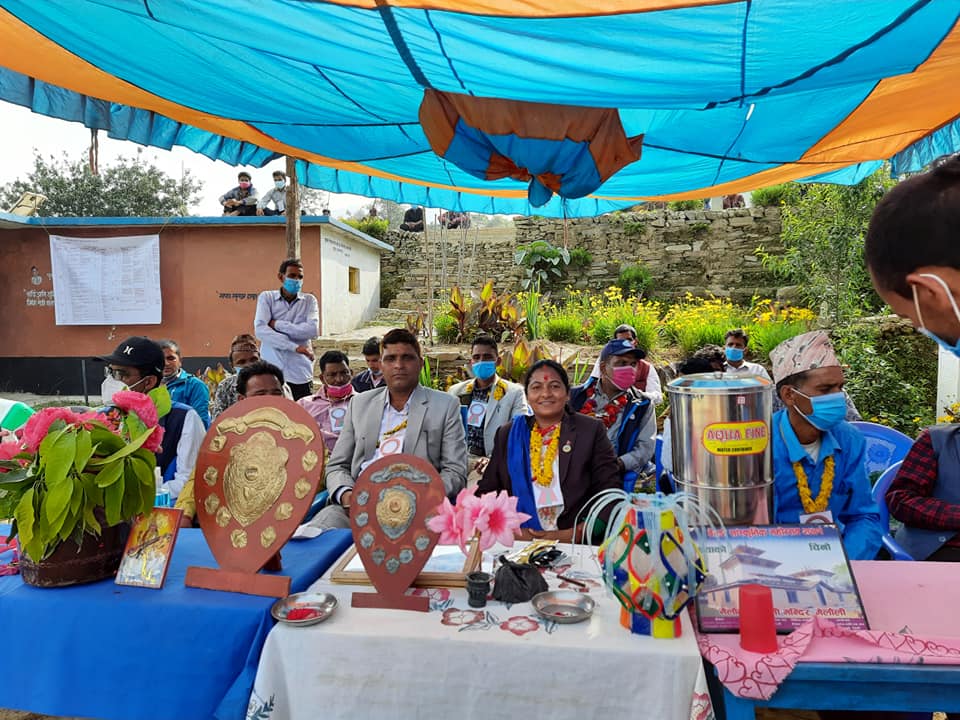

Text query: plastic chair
(849, 421), (914, 480)
(870, 460), (914, 561)
(303, 490), (330, 522)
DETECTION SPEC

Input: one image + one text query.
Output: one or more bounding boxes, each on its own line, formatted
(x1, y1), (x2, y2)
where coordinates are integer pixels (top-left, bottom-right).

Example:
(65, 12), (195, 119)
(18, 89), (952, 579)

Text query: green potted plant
(0, 388), (167, 586)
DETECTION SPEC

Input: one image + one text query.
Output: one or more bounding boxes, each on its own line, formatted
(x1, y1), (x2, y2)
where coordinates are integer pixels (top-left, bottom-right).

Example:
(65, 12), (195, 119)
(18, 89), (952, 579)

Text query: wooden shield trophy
(350, 454), (445, 612)
(185, 396), (325, 598)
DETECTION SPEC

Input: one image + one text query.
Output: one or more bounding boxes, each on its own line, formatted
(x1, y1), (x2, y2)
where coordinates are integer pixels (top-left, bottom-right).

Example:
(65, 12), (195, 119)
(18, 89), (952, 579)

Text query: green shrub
(342, 216), (389, 240)
(379, 273), (400, 308)
(668, 200), (701, 211)
(590, 309), (658, 352)
(750, 184), (795, 207)
(568, 247), (593, 268)
(543, 314), (583, 343)
(617, 264), (653, 298)
(833, 322), (935, 436)
(746, 321), (811, 363)
(433, 313), (459, 343)
(662, 295), (745, 355)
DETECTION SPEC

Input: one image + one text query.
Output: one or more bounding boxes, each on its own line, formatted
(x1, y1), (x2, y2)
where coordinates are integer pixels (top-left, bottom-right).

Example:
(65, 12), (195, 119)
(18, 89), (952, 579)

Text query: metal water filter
(666, 373), (773, 525)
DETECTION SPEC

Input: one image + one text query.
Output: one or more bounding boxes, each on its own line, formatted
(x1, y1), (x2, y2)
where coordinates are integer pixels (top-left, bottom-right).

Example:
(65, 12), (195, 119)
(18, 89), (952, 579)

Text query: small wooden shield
(186, 396), (325, 597)
(350, 454), (444, 612)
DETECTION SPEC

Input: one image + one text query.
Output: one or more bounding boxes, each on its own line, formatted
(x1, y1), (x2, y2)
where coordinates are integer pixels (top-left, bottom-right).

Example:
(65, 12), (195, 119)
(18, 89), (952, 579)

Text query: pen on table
(556, 573), (587, 588)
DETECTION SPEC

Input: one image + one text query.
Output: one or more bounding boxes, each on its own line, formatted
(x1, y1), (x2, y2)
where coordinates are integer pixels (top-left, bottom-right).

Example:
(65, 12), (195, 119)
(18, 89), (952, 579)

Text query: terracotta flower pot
(20, 519), (131, 588)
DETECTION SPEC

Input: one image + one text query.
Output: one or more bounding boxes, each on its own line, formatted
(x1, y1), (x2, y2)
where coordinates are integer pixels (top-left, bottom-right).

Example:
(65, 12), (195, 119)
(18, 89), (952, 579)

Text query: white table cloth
(248, 544), (707, 720)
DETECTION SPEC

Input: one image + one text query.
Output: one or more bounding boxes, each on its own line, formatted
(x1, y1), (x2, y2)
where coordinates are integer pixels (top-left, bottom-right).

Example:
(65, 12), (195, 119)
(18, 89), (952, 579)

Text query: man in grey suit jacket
(447, 335), (528, 485)
(311, 328), (467, 529)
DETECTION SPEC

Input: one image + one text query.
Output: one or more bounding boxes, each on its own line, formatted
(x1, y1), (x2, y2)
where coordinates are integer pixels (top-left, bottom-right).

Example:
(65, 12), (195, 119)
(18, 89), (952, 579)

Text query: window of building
(348, 266), (360, 294)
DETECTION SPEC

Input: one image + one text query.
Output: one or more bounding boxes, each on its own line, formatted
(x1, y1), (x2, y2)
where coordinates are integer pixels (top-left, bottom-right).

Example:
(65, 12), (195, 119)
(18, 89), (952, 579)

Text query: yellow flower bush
(661, 293), (745, 354)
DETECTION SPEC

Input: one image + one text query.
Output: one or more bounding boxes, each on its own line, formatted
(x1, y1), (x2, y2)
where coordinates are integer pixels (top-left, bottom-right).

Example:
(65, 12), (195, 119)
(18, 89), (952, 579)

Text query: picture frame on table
(694, 523), (869, 633)
(330, 539), (481, 588)
(115, 507), (183, 589)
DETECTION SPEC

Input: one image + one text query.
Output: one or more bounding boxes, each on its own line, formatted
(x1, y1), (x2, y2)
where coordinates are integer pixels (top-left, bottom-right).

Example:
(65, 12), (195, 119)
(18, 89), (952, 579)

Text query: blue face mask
(793, 389), (846, 431)
(724, 346), (744, 363)
(282, 278), (302, 295)
(472, 360), (497, 381)
(913, 274), (960, 358)
(275, 180), (286, 190)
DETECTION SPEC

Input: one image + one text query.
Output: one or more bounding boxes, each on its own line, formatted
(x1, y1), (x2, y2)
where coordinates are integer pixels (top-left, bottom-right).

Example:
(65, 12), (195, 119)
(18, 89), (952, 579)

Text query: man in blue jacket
(159, 339), (211, 428)
(570, 338), (656, 489)
(769, 330), (882, 560)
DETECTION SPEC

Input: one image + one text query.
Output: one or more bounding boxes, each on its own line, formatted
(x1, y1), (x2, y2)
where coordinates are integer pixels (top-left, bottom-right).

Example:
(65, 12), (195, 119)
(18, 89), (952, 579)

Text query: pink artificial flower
(456, 487), (489, 540)
(21, 407), (81, 452)
(426, 496), (463, 547)
(0, 441), (28, 470)
(110, 391), (159, 428)
(475, 491), (530, 551)
(142, 425), (165, 454)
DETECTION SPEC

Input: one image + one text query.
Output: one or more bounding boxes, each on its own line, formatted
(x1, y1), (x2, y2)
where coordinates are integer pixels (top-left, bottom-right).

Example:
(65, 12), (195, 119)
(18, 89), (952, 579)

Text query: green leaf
(86, 426), (154, 467)
(74, 429), (94, 472)
(128, 452), (157, 517)
(94, 461), (124, 488)
(44, 477), (73, 526)
(149, 385), (173, 419)
(42, 430), (77, 487)
(104, 469), (126, 526)
(14, 487), (35, 552)
(89, 427), (125, 454)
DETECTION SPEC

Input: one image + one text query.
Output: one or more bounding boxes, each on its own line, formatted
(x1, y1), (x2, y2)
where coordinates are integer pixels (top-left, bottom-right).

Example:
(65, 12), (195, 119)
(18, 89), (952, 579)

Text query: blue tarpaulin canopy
(1, 1), (959, 216)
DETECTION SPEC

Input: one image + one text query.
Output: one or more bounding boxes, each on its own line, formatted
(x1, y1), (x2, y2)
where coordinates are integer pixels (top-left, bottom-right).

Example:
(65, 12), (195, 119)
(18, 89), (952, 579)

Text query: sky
(0, 103), (372, 218)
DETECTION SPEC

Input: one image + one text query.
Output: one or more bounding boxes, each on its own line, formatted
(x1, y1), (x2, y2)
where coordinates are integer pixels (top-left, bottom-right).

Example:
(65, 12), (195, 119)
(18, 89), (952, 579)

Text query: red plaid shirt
(887, 429), (960, 547)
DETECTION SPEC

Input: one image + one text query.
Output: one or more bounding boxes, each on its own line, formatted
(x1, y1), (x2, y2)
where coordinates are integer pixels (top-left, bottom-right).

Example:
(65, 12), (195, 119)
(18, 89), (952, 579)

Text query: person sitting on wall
(722, 193), (745, 209)
(400, 206), (424, 232)
(723, 328), (772, 380)
(351, 336), (386, 393)
(308, 329), (467, 530)
(219, 171), (259, 216)
(298, 350), (356, 455)
(885, 422), (960, 562)
(479, 360), (620, 542)
(254, 258), (319, 401)
(769, 330), (882, 560)
(588, 323), (663, 405)
(571, 339), (657, 489)
(447, 335), (528, 486)
(98, 336), (205, 502)
(159, 339), (211, 428)
(175, 361), (286, 527)
(256, 170), (287, 216)
(211, 334), (293, 418)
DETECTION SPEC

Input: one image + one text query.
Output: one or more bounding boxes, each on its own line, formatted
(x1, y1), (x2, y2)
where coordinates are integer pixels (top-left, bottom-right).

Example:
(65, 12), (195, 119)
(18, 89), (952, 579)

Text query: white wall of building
(320, 224), (384, 335)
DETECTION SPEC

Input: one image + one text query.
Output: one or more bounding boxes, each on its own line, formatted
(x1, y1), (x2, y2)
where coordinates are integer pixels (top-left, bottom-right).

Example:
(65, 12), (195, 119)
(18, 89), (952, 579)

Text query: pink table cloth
(696, 560), (960, 700)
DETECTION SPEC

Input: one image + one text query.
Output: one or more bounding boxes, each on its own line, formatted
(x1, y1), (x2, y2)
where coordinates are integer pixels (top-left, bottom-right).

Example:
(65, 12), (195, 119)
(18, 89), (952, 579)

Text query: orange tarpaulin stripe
(331, 0), (738, 18)
(2, 8), (959, 204)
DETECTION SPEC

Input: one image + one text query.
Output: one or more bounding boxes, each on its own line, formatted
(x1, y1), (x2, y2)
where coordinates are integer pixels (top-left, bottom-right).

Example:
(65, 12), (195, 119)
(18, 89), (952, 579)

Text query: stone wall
(381, 207), (783, 310)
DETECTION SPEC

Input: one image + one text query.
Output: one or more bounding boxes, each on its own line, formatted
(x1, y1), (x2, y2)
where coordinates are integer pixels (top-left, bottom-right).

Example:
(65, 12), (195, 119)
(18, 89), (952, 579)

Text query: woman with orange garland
(478, 359), (620, 542)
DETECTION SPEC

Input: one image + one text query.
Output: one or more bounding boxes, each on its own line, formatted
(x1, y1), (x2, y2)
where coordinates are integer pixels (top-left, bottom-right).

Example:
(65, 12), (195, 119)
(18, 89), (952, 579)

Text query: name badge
(380, 435), (404, 456)
(329, 406), (347, 433)
(466, 400), (487, 428)
(799, 510), (834, 525)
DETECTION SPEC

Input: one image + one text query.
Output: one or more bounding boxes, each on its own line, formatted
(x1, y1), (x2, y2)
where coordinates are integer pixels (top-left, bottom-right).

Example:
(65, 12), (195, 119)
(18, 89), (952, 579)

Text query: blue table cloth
(0, 526), (352, 720)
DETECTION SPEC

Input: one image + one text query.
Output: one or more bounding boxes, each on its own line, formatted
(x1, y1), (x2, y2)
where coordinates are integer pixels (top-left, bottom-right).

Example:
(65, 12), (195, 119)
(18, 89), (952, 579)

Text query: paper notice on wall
(49, 234), (162, 325)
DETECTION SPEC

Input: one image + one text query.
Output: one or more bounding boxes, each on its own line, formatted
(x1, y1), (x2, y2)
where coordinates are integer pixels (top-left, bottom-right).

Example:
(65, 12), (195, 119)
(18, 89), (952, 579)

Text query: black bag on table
(491, 556), (548, 603)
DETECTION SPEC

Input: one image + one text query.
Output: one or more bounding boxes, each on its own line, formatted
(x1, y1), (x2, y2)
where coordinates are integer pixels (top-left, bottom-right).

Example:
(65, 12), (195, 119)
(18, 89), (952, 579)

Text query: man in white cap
(770, 330), (882, 560)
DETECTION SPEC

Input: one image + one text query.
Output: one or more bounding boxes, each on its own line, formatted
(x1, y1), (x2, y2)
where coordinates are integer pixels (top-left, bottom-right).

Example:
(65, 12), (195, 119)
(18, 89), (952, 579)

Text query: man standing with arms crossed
(255, 258), (319, 401)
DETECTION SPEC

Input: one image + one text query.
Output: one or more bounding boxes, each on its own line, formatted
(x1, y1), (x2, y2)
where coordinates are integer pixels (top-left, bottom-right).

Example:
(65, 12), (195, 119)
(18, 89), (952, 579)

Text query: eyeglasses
(106, 367), (140, 382)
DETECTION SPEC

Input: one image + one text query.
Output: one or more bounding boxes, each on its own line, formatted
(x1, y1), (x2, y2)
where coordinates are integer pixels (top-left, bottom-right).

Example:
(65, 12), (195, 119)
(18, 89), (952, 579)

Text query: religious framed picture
(330, 540), (482, 589)
(115, 508), (183, 589)
(694, 524), (869, 633)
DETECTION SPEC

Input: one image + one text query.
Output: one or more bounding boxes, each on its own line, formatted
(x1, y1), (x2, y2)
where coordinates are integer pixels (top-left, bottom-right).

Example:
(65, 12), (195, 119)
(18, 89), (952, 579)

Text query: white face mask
(101, 375), (149, 405)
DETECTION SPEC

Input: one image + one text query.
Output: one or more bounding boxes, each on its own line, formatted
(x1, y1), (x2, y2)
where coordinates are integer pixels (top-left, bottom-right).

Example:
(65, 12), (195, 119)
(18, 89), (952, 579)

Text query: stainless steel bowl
(531, 590), (595, 624)
(271, 592), (339, 626)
